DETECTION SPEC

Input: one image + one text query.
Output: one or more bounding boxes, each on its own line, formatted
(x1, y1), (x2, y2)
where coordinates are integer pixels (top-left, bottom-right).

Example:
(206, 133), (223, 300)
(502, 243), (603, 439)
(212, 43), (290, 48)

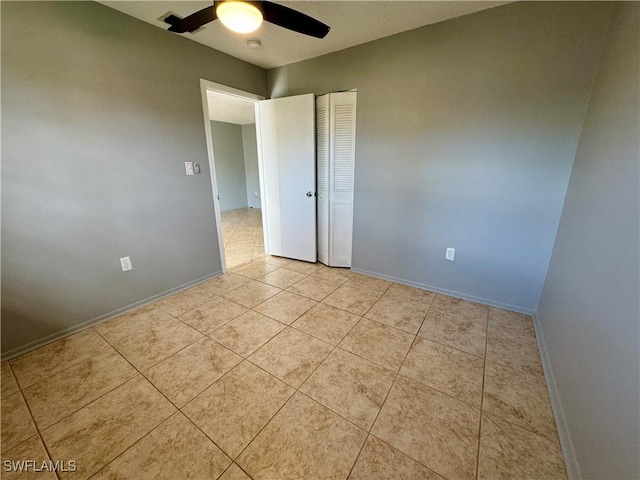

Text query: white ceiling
(100, 1), (509, 69)
(207, 90), (256, 124)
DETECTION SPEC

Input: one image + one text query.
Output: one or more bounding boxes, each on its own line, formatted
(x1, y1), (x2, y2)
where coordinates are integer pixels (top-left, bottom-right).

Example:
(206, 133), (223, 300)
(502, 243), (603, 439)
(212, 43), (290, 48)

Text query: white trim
(0, 270), (223, 362)
(350, 266), (536, 315)
(533, 313), (582, 480)
(254, 102), (270, 255)
(199, 79), (266, 271)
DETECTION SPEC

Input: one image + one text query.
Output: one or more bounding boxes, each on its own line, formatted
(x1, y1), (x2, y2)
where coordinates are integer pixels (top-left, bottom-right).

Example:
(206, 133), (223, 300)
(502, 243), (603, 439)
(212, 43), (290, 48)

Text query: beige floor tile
(287, 276), (341, 301)
(322, 285), (381, 316)
(400, 337), (484, 406)
(23, 347), (137, 429)
(483, 362), (558, 440)
(144, 338), (241, 407)
(365, 295), (430, 334)
(225, 242), (251, 251)
(249, 328), (333, 388)
(283, 260), (323, 275)
(200, 273), (251, 296)
(252, 247), (266, 260)
(350, 435), (444, 480)
(429, 294), (489, 320)
(489, 307), (537, 339)
(258, 255), (293, 267)
(237, 393), (367, 480)
(486, 310), (543, 376)
(1, 392), (38, 453)
(343, 274), (393, 295)
(41, 376), (175, 480)
(253, 291), (317, 325)
(339, 319), (414, 371)
(95, 308), (203, 371)
(91, 412), (231, 480)
(9, 329), (110, 388)
(478, 413), (567, 480)
(228, 235), (257, 248)
(220, 464), (252, 480)
(96, 305), (170, 337)
(232, 261), (279, 279)
(153, 285), (214, 317)
(291, 303), (360, 346)
(301, 349), (395, 430)
(1, 362), (19, 399)
(222, 281), (281, 309)
(229, 223), (256, 232)
(257, 268), (307, 289)
(311, 266), (355, 284)
(209, 310), (285, 357)
(225, 253), (253, 269)
(1, 435), (57, 480)
(183, 361), (294, 458)
(178, 296), (248, 334)
(418, 294), (488, 358)
(384, 283), (437, 304)
(372, 376), (480, 480)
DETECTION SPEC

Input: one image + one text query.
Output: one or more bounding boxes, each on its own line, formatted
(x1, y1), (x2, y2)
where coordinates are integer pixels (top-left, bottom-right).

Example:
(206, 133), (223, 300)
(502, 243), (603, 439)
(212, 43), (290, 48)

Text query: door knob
(306, 191), (314, 197)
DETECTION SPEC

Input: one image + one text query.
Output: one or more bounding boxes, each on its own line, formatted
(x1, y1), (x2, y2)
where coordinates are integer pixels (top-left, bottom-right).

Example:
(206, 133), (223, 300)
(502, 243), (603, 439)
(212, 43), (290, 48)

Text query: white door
(316, 94), (330, 265)
(315, 92), (357, 267)
(257, 94), (317, 263)
(328, 91), (357, 267)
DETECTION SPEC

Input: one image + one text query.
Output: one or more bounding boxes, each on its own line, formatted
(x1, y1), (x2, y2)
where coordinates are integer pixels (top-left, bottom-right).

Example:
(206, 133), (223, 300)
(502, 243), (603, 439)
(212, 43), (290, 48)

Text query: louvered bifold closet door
(329, 91), (357, 267)
(316, 95), (330, 266)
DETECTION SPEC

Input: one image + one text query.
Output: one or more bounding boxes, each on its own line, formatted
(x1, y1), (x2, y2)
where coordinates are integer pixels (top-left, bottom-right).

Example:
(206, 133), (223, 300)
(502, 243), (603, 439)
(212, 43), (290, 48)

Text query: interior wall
(210, 121), (249, 211)
(268, 1), (611, 312)
(242, 124), (261, 209)
(536, 3), (640, 479)
(1, 1), (267, 355)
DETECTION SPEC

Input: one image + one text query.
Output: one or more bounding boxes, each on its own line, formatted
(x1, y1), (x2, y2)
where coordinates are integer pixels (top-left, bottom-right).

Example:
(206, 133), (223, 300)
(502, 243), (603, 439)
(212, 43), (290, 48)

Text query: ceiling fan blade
(167, 5), (217, 33)
(261, 1), (330, 39)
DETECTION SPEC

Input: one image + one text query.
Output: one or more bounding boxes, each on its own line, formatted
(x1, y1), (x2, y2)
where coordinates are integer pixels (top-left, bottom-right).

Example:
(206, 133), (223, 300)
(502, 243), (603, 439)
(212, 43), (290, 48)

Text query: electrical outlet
(185, 162), (194, 175)
(445, 248), (455, 261)
(120, 256), (133, 272)
(193, 163), (200, 174)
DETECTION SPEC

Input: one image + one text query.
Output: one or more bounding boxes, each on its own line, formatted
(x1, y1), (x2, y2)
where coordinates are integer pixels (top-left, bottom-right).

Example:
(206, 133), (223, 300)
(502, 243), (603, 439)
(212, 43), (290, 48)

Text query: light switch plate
(185, 162), (194, 175)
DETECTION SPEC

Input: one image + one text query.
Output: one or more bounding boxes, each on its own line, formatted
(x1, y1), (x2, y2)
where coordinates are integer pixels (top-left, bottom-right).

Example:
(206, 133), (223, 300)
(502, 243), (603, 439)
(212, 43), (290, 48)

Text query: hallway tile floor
(1, 256), (567, 479)
(221, 208), (265, 269)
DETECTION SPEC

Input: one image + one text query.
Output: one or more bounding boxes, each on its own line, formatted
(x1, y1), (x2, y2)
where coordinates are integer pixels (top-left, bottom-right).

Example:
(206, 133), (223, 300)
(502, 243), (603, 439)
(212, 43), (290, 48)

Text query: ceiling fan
(163, 1), (330, 39)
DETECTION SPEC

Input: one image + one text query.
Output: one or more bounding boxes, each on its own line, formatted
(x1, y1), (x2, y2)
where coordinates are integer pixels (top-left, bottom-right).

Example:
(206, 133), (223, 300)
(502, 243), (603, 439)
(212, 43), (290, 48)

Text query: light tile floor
(1, 256), (567, 480)
(221, 208), (265, 269)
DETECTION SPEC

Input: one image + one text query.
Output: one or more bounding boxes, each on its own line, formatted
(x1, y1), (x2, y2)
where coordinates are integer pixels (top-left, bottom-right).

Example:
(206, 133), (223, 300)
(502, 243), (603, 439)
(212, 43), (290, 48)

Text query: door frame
(199, 79), (266, 273)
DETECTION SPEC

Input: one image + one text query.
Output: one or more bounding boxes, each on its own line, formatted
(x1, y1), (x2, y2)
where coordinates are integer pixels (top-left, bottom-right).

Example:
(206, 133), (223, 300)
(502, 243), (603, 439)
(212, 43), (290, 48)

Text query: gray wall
(537, 3), (640, 479)
(268, 2), (611, 312)
(242, 124), (261, 209)
(1, 2), (267, 355)
(210, 121), (249, 212)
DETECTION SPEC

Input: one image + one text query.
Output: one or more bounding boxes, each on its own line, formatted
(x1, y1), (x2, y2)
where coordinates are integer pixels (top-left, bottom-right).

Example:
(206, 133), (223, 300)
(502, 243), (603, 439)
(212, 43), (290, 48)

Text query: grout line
(475, 308), (490, 480)
(344, 318), (417, 477)
(7, 363), (62, 480)
(367, 432), (450, 479)
(10, 339), (113, 392)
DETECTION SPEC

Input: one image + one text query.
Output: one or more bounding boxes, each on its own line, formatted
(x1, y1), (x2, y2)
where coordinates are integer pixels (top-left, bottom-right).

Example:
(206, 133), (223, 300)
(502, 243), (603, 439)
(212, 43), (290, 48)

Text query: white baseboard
(532, 313), (582, 480)
(1, 270), (224, 361)
(350, 267), (536, 315)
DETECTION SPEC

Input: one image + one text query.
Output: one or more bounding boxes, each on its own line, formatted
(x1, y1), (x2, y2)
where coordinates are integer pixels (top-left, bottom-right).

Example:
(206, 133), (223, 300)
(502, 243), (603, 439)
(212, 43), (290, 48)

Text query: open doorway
(200, 80), (265, 271)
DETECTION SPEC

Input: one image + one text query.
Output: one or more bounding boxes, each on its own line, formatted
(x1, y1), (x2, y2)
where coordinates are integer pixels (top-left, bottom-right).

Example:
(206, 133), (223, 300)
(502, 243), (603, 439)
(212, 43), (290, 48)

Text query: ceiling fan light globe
(217, 1), (263, 34)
